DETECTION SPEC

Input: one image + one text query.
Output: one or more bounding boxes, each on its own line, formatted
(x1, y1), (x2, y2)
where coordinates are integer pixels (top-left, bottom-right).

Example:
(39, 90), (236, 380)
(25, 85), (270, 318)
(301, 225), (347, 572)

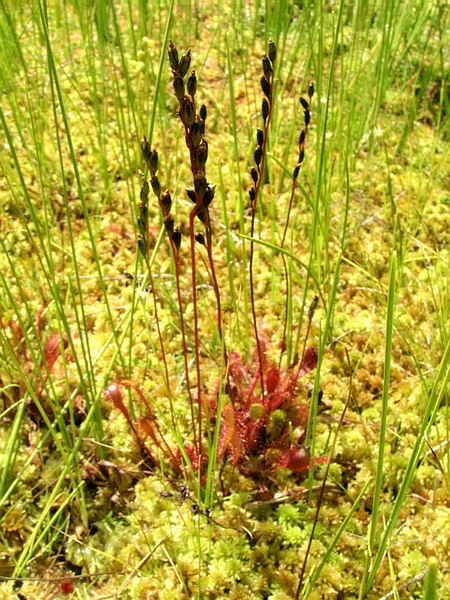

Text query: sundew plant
(0, 1), (449, 600)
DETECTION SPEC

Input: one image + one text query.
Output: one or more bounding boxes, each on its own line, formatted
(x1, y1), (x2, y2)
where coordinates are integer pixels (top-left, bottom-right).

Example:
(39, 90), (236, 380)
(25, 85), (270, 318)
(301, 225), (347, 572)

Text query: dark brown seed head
(249, 187), (256, 202)
(300, 97), (309, 111)
(250, 167), (258, 183)
(168, 41), (179, 71)
(254, 146), (262, 168)
(187, 70), (197, 97)
(293, 163), (300, 179)
(262, 55), (272, 79)
(140, 179), (149, 201)
(304, 110), (310, 127)
(173, 75), (185, 102)
(178, 49), (191, 77)
(171, 230), (182, 250)
(150, 175), (161, 198)
(268, 39), (276, 64)
(262, 98), (269, 121)
(256, 128), (264, 147)
(298, 150), (305, 164)
(260, 76), (271, 99)
(199, 104), (207, 121)
(161, 190), (172, 215)
(195, 233), (205, 245)
(308, 81), (314, 99)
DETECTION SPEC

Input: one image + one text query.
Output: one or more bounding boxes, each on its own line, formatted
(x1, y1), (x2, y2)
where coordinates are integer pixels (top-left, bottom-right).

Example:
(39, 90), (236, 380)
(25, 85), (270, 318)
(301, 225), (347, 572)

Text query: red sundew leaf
(138, 417), (155, 438)
(275, 446), (311, 472)
(44, 332), (68, 372)
(297, 346), (318, 378)
(103, 383), (126, 410)
(60, 579), (74, 594)
(265, 365), (279, 394)
(217, 404), (235, 459)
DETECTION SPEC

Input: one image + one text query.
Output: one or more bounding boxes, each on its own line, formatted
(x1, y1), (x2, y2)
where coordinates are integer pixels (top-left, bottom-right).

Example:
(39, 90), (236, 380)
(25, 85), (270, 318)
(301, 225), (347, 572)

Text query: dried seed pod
(254, 146), (262, 168)
(268, 39), (277, 64)
(186, 188), (197, 203)
(195, 233), (205, 245)
(299, 97), (309, 111)
(168, 41), (179, 71)
(151, 175), (161, 198)
(196, 141), (208, 168)
(194, 173), (207, 198)
(304, 110), (310, 127)
(250, 167), (258, 183)
(256, 128), (264, 147)
(171, 230), (182, 250)
(178, 49), (191, 77)
(262, 97), (269, 122)
(298, 149), (305, 164)
(308, 81), (314, 99)
(262, 54), (272, 79)
(164, 215), (174, 235)
(180, 97), (195, 126)
(160, 190), (172, 214)
(249, 187), (256, 202)
(260, 76), (271, 99)
(190, 121), (203, 146)
(187, 70), (197, 97)
(173, 75), (185, 102)
(199, 104), (207, 121)
(293, 163), (301, 179)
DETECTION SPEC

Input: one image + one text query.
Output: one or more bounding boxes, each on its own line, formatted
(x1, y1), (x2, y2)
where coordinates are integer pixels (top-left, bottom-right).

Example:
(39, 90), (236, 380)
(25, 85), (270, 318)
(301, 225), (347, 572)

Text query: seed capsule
(250, 167), (258, 183)
(298, 129), (306, 148)
(194, 173), (207, 198)
(164, 215), (174, 235)
(300, 97), (309, 111)
(190, 121), (203, 146)
(298, 150), (305, 164)
(293, 163), (300, 178)
(260, 76), (271, 99)
(199, 104), (207, 121)
(249, 187), (256, 202)
(186, 188), (197, 203)
(171, 230), (182, 250)
(254, 146), (262, 168)
(195, 233), (205, 245)
(196, 141), (208, 168)
(202, 184), (215, 207)
(262, 55), (272, 79)
(304, 110), (310, 127)
(308, 81), (314, 99)
(168, 41), (179, 71)
(262, 98), (269, 121)
(268, 39), (277, 64)
(178, 49), (191, 77)
(180, 97), (195, 126)
(161, 190), (172, 214)
(173, 75), (185, 102)
(150, 175), (161, 198)
(187, 70), (197, 97)
(256, 128), (264, 147)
